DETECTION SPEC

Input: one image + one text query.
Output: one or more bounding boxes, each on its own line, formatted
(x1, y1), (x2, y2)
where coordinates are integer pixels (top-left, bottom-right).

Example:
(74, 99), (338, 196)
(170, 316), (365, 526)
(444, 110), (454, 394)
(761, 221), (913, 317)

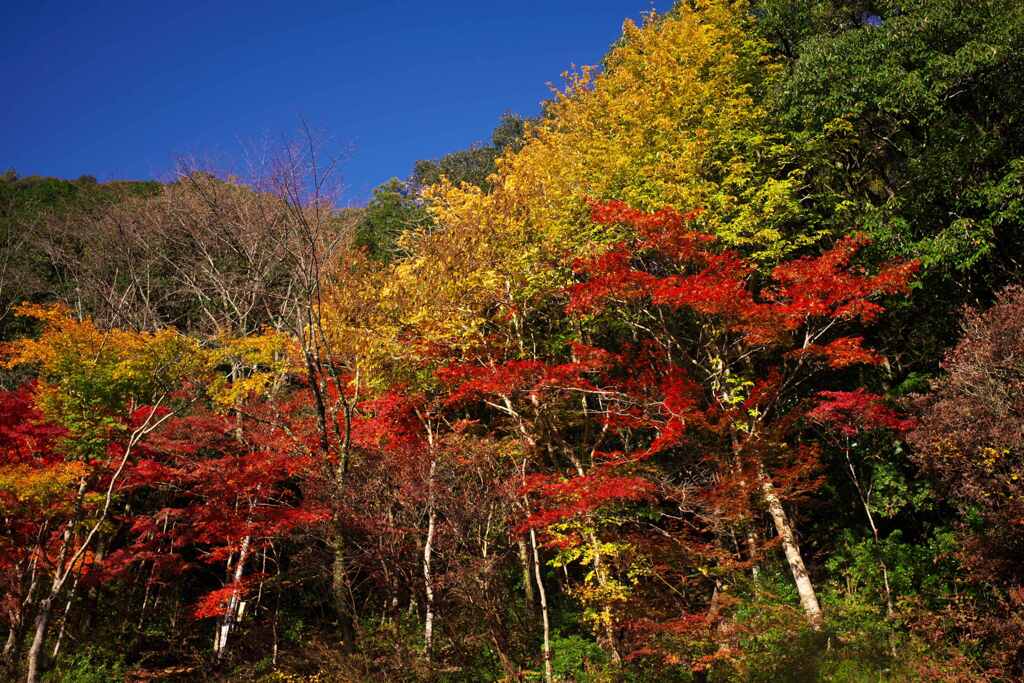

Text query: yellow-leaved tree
(369, 0), (822, 378)
(425, 0), (819, 271)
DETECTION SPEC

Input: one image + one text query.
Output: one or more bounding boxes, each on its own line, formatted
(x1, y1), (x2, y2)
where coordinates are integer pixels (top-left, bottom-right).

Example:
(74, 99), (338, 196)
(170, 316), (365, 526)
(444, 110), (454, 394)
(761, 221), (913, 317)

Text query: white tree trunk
(25, 597), (52, 683)
(518, 536), (535, 606)
(760, 471), (824, 629)
(423, 458), (437, 658)
(214, 534), (251, 659)
(529, 528), (553, 683)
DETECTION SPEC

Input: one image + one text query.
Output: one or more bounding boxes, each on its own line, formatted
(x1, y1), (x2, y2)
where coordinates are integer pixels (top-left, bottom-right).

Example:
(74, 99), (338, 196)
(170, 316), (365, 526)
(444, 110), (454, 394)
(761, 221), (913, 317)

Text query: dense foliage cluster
(2, 1), (1024, 681)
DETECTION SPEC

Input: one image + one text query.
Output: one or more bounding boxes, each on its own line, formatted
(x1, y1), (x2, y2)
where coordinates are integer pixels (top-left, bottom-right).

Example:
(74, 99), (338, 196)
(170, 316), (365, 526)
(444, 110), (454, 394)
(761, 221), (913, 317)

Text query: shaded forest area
(2, 1), (1024, 680)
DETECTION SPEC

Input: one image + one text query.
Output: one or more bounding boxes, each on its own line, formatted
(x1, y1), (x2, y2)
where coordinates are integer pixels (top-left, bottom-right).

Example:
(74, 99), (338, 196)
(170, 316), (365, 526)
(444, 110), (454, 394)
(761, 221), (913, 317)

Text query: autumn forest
(2, 1), (1024, 681)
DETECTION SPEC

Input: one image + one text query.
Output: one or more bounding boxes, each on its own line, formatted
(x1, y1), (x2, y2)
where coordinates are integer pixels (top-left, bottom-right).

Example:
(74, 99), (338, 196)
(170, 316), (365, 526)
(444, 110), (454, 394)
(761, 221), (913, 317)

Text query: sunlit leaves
(2, 304), (201, 457)
(203, 330), (296, 409)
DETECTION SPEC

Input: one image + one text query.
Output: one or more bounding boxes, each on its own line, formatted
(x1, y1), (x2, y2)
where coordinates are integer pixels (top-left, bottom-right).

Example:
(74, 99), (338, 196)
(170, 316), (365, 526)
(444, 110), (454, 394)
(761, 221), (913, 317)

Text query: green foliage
(0, 173), (159, 218)
(283, 616), (307, 646)
(760, 0), (1024, 365)
(353, 178), (431, 262)
(545, 633), (607, 682)
(716, 568), (970, 682)
(44, 649), (126, 683)
(825, 528), (960, 606)
(412, 113), (528, 191)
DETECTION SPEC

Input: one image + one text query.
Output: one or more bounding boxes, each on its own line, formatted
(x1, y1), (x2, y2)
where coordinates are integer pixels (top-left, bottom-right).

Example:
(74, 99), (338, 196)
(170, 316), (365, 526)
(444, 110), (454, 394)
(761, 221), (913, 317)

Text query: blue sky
(1, 1), (673, 203)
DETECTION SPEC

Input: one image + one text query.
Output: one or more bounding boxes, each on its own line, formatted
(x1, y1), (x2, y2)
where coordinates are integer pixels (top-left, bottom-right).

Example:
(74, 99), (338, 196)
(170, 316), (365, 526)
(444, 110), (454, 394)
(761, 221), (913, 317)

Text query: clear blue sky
(1, 1), (673, 203)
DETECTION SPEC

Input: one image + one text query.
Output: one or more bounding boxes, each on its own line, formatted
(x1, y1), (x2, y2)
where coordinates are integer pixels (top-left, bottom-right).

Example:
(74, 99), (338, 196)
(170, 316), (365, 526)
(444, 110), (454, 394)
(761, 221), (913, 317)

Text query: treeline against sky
(2, 1), (1024, 681)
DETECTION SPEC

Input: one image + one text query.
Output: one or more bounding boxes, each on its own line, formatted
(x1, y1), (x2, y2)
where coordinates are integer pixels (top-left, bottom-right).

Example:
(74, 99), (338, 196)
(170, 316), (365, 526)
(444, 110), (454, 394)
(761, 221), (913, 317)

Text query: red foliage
(438, 360), (547, 406)
(570, 205), (917, 352)
(788, 335), (884, 369)
(520, 470), (657, 530)
(429, 200), (919, 663)
(809, 389), (915, 436)
(192, 574), (264, 619)
(0, 384), (65, 467)
(103, 399), (329, 602)
(768, 235), (918, 327)
(0, 386), (71, 630)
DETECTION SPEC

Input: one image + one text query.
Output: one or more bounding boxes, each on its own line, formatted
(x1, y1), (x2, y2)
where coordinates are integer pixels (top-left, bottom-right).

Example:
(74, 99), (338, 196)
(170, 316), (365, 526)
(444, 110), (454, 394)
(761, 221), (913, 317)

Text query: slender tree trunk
(489, 628), (518, 680)
(529, 528), (553, 683)
(330, 534), (356, 653)
(4, 554), (39, 668)
(586, 529), (622, 663)
(25, 597), (53, 683)
(3, 606), (26, 676)
(706, 579), (724, 624)
(26, 479), (87, 683)
(423, 458), (437, 659)
(82, 535), (106, 634)
(215, 534), (251, 660)
(518, 536), (536, 607)
(24, 402), (169, 681)
(759, 470), (823, 629)
(3, 622), (15, 664)
(51, 569), (83, 661)
(843, 447), (894, 617)
(566, 449), (623, 665)
(747, 529), (760, 583)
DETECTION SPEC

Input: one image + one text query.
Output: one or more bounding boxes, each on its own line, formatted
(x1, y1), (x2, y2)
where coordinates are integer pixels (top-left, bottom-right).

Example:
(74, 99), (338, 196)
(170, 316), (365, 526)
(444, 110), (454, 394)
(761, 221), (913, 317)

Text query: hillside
(2, 2), (1024, 682)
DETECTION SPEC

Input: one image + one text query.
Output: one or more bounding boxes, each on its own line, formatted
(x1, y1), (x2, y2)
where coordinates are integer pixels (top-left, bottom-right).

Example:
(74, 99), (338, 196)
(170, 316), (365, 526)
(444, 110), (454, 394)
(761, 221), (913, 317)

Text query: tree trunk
(423, 458), (437, 659)
(490, 631), (518, 680)
(25, 597), (53, 683)
(331, 536), (356, 654)
(844, 447), (894, 617)
(566, 448), (622, 665)
(26, 479), (87, 683)
(2, 623), (15, 664)
(529, 528), (553, 683)
(51, 570), (83, 661)
(528, 528), (552, 683)
(760, 471), (823, 629)
(518, 536), (536, 607)
(586, 530), (622, 664)
(747, 529), (761, 584)
(215, 534), (251, 660)
(3, 555), (39, 668)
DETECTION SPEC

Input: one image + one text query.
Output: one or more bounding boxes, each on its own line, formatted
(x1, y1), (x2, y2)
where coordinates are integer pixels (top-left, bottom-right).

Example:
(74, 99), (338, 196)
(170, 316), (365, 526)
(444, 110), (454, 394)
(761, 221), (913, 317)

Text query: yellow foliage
(203, 330), (298, 409)
(2, 304), (201, 441)
(426, 0), (818, 264)
(353, 1), (824, 384)
(0, 461), (87, 512)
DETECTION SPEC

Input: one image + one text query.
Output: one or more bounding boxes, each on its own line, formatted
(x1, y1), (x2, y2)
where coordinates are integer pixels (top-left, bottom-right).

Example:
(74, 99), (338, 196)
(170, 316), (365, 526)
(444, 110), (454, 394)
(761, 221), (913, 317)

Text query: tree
(0, 174), (159, 342)
(0, 387), (68, 670)
(759, 0), (1024, 370)
(353, 179), (430, 262)
(352, 113), (528, 265)
(907, 285), (1024, 673)
(31, 167), (344, 336)
(439, 200), (916, 667)
(411, 112), (528, 192)
(909, 286), (1024, 576)
(114, 405), (327, 662)
(426, 0), (816, 269)
(809, 388), (915, 615)
(1, 304), (200, 682)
